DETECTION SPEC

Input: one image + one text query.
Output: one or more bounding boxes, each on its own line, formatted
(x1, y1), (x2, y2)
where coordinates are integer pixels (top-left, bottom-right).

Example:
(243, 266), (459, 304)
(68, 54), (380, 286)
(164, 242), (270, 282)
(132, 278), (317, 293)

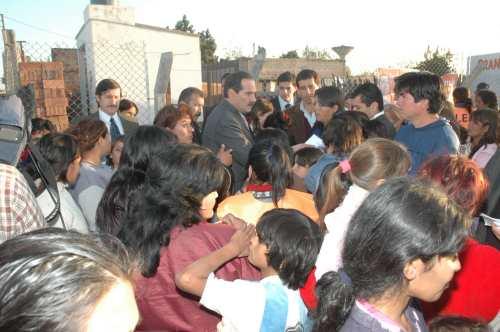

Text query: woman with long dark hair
(117, 144), (259, 331)
(467, 108), (498, 168)
(217, 140), (318, 225)
(314, 177), (468, 331)
(96, 126), (177, 235)
(36, 133), (88, 232)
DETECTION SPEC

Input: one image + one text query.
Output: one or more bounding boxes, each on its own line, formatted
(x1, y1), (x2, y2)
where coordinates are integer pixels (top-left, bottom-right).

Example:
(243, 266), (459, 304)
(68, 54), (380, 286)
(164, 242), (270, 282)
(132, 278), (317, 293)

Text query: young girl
(314, 177), (468, 331)
(315, 138), (411, 278)
(176, 208), (322, 331)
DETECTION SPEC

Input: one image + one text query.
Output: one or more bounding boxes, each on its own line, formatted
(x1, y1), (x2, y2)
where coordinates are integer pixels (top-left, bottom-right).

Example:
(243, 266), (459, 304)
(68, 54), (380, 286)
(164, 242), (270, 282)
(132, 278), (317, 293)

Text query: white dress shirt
(98, 109), (125, 135)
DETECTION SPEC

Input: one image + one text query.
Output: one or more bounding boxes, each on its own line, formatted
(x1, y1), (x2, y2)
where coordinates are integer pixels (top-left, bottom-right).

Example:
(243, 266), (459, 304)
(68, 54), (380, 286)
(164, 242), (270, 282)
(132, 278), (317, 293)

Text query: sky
(1, 0), (500, 77)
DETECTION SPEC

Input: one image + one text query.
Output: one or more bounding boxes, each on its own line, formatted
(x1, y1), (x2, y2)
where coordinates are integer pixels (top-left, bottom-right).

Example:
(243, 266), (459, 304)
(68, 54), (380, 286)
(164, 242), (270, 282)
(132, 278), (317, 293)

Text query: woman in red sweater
(418, 155), (500, 323)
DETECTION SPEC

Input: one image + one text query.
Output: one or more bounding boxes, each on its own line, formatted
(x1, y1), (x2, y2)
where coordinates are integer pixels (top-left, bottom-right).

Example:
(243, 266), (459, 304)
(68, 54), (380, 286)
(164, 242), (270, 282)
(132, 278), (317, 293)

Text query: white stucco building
(76, 0), (202, 124)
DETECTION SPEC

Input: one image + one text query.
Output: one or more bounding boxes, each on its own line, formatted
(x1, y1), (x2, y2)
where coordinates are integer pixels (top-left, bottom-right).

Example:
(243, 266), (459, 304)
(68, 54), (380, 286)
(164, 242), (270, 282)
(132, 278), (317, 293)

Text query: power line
(2, 14), (74, 40)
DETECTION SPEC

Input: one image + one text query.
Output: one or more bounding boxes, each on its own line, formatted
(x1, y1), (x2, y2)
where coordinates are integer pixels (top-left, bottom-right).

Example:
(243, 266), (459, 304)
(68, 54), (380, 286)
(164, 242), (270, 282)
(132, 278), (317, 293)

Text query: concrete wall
(76, 4), (202, 124)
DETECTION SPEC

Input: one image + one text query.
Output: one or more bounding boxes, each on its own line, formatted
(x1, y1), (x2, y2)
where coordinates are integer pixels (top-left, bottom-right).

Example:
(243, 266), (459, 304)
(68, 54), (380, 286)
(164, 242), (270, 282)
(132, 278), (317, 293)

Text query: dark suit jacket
(271, 96), (294, 113)
(271, 96), (282, 113)
(89, 110), (139, 137)
(284, 105), (313, 145)
(202, 99), (254, 191)
(475, 149), (500, 249)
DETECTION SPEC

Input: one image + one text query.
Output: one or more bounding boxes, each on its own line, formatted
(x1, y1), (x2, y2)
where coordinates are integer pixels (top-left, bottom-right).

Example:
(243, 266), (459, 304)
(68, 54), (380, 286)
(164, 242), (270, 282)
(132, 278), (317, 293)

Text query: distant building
(202, 57), (348, 107)
(76, 0), (202, 124)
(18, 62), (70, 131)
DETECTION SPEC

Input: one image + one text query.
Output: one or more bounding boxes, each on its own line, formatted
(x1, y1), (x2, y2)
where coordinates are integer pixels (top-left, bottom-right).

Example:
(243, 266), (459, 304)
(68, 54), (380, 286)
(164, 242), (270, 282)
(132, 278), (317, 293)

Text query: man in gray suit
(89, 79), (138, 140)
(202, 71), (256, 191)
(350, 82), (396, 138)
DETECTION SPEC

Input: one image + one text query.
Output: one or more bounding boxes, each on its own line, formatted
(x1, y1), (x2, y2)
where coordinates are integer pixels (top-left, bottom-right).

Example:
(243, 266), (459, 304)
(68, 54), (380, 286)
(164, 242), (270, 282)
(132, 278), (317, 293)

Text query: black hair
(223, 71), (254, 98)
(178, 87), (204, 104)
(452, 87), (471, 108)
(119, 125), (177, 172)
(469, 108), (498, 157)
(351, 82), (384, 111)
(256, 209), (322, 289)
(313, 177), (468, 331)
(31, 117), (55, 134)
(95, 78), (121, 96)
(295, 147), (323, 167)
(322, 112), (364, 154)
(429, 315), (491, 332)
(476, 90), (498, 110)
(296, 69), (320, 86)
(394, 72), (445, 114)
(118, 99), (138, 113)
(254, 128), (293, 161)
(364, 119), (390, 138)
(117, 144), (228, 277)
(96, 126), (178, 235)
(277, 71), (295, 84)
(248, 140), (293, 206)
(37, 133), (79, 183)
(0, 228), (133, 332)
(476, 82), (489, 92)
(107, 135), (126, 168)
(262, 111), (288, 132)
(315, 86), (344, 110)
(341, 111), (370, 138)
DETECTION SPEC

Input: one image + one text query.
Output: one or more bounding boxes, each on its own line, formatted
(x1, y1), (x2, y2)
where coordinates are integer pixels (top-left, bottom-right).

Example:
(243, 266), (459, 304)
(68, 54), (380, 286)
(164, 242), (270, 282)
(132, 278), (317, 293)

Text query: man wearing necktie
(271, 71), (296, 112)
(90, 79), (138, 142)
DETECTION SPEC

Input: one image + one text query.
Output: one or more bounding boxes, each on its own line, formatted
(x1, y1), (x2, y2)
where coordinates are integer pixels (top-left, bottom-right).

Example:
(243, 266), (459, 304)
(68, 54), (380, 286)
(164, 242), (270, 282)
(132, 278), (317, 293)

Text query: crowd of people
(0, 68), (499, 332)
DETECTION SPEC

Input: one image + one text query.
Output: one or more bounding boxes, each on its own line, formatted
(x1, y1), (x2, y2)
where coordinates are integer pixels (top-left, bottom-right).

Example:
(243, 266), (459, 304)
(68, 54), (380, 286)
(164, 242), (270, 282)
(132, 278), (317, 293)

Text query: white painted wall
(76, 4), (202, 124)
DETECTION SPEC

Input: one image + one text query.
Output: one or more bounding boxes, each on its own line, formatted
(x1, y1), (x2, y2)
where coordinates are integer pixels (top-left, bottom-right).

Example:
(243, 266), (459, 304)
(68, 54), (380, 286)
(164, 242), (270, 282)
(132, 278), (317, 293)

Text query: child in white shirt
(176, 208), (322, 332)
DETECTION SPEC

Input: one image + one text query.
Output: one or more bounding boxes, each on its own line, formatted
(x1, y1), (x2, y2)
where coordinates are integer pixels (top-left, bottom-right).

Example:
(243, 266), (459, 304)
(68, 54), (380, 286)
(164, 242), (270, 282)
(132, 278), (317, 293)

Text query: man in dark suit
(284, 69), (320, 145)
(178, 87), (205, 144)
(202, 71), (256, 191)
(89, 79), (138, 141)
(350, 82), (396, 138)
(271, 71), (296, 112)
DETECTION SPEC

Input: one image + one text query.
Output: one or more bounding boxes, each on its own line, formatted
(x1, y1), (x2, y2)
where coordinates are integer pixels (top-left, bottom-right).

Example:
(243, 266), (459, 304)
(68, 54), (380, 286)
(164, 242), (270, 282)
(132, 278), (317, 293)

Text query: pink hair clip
(339, 159), (351, 174)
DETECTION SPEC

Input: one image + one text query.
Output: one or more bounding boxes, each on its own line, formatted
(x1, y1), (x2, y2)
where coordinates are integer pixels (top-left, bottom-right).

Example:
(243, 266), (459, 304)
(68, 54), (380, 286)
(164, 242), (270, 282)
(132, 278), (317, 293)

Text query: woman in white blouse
(468, 108), (498, 168)
(36, 133), (89, 233)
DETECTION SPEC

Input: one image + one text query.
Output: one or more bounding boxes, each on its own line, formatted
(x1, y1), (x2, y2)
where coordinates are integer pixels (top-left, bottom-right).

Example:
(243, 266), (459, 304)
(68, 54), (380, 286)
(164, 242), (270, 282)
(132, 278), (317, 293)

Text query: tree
(280, 50), (299, 59)
(302, 46), (332, 60)
(175, 14), (194, 33)
(415, 46), (454, 76)
(200, 29), (217, 64)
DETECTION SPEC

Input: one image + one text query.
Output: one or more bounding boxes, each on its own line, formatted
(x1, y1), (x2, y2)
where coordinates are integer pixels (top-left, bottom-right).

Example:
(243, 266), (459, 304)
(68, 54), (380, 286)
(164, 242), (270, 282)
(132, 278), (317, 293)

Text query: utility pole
(17, 40), (26, 63)
(1, 13), (5, 31)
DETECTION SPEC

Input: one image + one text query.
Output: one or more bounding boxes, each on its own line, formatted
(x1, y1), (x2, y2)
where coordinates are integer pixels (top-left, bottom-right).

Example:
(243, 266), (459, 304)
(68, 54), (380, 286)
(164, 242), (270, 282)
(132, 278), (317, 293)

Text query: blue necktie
(109, 117), (121, 141)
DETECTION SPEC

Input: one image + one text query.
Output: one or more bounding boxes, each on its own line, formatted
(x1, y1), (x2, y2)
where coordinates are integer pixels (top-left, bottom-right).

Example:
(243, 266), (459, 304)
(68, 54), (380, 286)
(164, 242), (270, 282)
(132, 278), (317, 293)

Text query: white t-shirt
(37, 182), (89, 233)
(200, 274), (310, 332)
(315, 184), (370, 279)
